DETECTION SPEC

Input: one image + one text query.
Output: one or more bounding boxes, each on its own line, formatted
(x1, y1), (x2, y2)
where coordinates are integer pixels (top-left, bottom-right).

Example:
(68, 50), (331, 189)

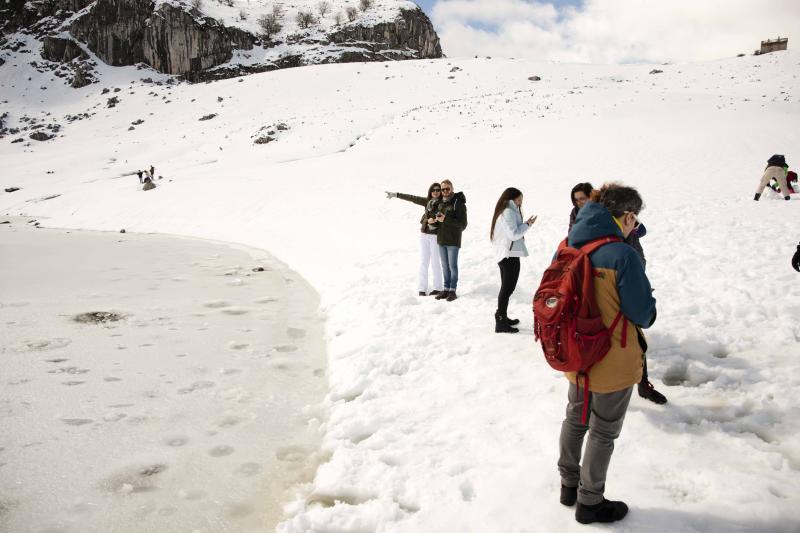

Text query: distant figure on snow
(150, 165), (155, 178)
(491, 187), (536, 333)
(434, 179), (467, 302)
(137, 170), (143, 184)
(385, 183), (444, 296)
(142, 176), (156, 191)
(754, 154), (791, 201)
(568, 182), (594, 233)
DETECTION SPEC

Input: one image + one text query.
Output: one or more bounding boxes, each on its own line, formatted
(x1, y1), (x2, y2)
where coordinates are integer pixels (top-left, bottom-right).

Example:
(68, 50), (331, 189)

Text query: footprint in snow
(216, 415), (241, 428)
(287, 327), (306, 338)
(61, 418), (94, 426)
(275, 445), (307, 463)
(165, 436), (189, 447)
(234, 462), (262, 477)
(100, 463), (167, 494)
(177, 380), (215, 394)
(209, 445), (234, 457)
(274, 345), (298, 353)
(204, 300), (231, 309)
(221, 307), (249, 315)
(13, 337), (72, 352)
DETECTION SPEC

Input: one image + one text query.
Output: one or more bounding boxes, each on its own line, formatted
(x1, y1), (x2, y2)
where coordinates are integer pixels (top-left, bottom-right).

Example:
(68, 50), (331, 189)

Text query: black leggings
(497, 257), (521, 316)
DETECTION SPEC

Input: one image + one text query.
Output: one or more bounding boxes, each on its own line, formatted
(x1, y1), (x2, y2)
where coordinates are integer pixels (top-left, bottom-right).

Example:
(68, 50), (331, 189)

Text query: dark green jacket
(397, 193), (440, 235)
(437, 191), (467, 246)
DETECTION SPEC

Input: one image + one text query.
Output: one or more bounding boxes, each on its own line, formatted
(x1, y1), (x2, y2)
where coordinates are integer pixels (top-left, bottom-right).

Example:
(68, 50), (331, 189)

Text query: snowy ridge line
(2, 50), (800, 532)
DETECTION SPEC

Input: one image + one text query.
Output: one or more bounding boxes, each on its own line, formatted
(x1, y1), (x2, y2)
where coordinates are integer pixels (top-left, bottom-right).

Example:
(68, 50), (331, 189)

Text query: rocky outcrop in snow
(1, 0), (442, 82)
(328, 8), (441, 60)
(69, 0), (257, 75)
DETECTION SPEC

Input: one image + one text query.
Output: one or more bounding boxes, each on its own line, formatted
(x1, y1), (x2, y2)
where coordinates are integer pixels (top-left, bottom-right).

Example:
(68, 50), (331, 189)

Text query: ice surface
(0, 222), (327, 532)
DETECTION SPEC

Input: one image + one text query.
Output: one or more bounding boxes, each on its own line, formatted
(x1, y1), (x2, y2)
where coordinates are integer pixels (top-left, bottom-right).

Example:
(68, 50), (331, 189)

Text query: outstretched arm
(393, 192), (428, 207)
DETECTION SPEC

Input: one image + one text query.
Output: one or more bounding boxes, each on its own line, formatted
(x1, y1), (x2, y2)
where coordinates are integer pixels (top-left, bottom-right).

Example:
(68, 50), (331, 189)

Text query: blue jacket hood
(568, 202), (623, 248)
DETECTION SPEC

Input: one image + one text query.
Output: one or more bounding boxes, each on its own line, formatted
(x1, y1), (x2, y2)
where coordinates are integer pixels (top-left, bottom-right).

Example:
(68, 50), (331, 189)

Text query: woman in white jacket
(491, 187), (537, 333)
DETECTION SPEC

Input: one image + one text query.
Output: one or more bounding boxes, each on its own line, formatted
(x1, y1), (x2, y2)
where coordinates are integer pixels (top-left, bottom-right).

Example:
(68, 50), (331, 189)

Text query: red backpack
(533, 236), (624, 422)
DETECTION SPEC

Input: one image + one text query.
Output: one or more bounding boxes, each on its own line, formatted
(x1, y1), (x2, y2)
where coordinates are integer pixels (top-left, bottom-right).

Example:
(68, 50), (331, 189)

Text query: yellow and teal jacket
(565, 202), (657, 393)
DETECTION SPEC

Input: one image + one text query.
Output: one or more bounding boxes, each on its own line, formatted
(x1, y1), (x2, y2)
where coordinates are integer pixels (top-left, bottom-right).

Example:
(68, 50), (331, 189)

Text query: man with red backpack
(549, 184), (656, 524)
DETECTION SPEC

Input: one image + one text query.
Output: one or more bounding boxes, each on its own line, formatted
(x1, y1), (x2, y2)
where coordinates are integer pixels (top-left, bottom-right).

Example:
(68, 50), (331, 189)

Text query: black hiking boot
(446, 290), (458, 302)
(638, 380), (667, 405)
(575, 499), (628, 524)
(506, 317), (520, 326)
(495, 313), (518, 333)
(429, 290), (442, 297)
(418, 291), (426, 296)
(560, 485), (577, 506)
(435, 290), (450, 300)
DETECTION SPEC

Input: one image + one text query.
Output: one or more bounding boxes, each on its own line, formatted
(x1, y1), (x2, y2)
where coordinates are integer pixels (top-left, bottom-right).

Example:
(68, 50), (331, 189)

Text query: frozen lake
(0, 220), (327, 533)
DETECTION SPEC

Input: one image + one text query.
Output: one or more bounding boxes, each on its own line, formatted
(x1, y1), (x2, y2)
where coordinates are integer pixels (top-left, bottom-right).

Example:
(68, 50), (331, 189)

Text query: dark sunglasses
(431, 188), (441, 192)
(441, 187), (452, 191)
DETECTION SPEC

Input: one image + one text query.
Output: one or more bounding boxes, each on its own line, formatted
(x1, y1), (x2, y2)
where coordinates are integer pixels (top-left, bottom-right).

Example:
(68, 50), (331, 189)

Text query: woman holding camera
(385, 183), (444, 296)
(491, 187), (536, 333)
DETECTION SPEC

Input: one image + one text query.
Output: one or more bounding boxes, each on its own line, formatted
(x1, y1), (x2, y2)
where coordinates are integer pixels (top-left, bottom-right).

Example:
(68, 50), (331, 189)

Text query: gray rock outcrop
(70, 0), (256, 75)
(41, 35), (88, 62)
(3, 0), (443, 81)
(328, 8), (441, 60)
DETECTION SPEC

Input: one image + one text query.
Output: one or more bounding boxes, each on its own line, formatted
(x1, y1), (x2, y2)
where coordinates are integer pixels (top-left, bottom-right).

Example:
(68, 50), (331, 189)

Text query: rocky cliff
(1, 0), (443, 83)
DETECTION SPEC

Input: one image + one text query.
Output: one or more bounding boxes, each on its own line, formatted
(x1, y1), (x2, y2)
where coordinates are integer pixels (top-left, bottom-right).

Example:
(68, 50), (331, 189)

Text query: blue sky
(416, 0), (583, 17)
(415, 0), (800, 64)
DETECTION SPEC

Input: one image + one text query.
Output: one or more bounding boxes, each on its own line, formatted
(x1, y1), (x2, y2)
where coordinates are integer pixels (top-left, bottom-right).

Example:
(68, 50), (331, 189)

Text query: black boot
(418, 291), (426, 296)
(446, 290), (458, 302)
(638, 380), (667, 404)
(429, 290), (442, 296)
(575, 498), (628, 524)
(753, 193), (761, 201)
(560, 485), (577, 506)
(435, 290), (449, 300)
(506, 317), (520, 326)
(495, 313), (518, 333)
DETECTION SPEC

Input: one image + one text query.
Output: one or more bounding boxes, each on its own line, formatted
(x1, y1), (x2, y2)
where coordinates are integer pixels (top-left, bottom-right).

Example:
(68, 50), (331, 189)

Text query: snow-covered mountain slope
(2, 47), (800, 532)
(1, 0), (441, 82)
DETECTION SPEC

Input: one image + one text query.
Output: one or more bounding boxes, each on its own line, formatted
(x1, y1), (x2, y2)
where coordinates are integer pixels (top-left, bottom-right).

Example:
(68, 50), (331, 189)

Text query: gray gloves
(385, 191), (397, 199)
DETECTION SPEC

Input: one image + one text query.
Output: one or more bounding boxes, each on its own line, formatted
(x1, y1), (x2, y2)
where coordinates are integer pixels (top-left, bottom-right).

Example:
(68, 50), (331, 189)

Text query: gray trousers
(558, 382), (633, 505)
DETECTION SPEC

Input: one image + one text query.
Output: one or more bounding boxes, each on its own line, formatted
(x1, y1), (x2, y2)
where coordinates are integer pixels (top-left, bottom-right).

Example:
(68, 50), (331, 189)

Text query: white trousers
(419, 233), (444, 293)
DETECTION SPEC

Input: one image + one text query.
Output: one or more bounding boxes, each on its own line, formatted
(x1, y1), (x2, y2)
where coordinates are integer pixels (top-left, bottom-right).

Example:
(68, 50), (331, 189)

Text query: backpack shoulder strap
(578, 236), (621, 256)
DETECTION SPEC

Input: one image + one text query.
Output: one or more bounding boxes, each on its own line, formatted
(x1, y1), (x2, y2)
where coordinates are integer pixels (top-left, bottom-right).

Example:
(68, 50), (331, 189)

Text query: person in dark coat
(137, 170), (143, 184)
(434, 179), (467, 302)
(625, 220), (666, 405)
(568, 182), (594, 233)
(793, 242), (800, 272)
(385, 183), (444, 296)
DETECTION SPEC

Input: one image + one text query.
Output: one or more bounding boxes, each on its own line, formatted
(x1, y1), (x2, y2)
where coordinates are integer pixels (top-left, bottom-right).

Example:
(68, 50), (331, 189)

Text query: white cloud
(431, 0), (800, 63)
